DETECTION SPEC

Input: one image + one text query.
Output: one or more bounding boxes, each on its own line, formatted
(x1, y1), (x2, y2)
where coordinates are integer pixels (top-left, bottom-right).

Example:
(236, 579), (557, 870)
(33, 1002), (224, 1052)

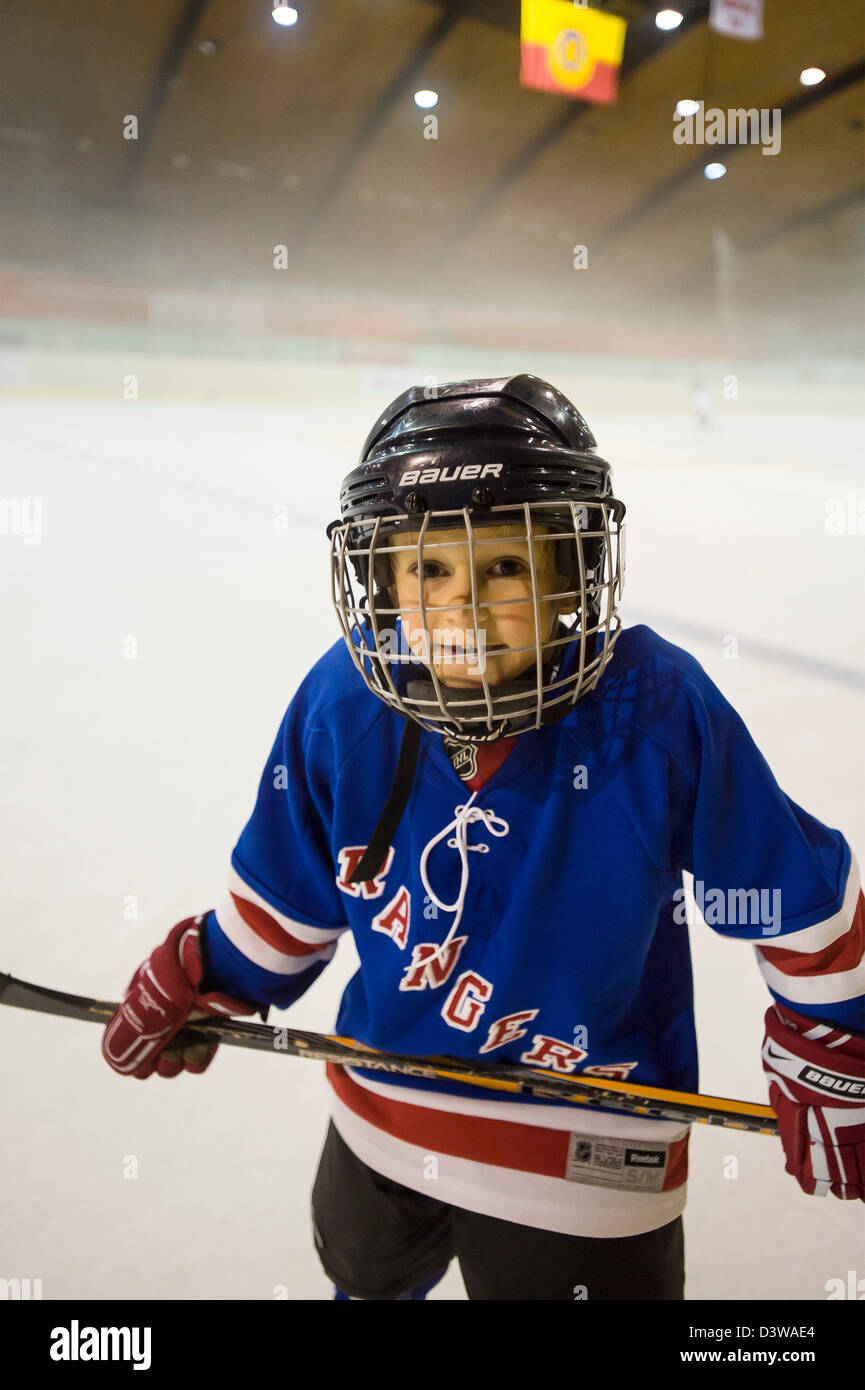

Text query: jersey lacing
(419, 791), (510, 961)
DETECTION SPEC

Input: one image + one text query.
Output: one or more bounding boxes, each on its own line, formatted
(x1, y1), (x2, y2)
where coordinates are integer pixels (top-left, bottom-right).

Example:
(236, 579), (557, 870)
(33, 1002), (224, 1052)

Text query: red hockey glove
(102, 914), (259, 1080)
(761, 1003), (865, 1201)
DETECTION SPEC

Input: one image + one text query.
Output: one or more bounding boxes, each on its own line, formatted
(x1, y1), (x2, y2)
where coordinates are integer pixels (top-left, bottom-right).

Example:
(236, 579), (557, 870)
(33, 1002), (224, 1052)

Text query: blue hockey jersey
(200, 623), (863, 1237)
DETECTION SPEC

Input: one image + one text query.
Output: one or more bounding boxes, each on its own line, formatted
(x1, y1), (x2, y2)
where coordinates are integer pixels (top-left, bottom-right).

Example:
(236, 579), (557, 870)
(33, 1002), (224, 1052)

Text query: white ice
(1, 390), (863, 1300)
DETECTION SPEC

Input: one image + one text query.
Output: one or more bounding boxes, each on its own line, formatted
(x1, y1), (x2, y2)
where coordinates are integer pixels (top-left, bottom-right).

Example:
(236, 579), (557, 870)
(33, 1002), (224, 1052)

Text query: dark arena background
(0, 0), (863, 1316)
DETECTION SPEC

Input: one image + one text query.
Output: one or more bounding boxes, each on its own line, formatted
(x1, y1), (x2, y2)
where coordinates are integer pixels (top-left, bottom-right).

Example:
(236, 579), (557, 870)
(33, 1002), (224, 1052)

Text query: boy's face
(385, 522), (573, 689)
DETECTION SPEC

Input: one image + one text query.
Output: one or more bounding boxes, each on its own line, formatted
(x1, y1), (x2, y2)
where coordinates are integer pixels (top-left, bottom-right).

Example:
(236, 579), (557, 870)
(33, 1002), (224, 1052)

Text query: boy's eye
(407, 557), (527, 580)
(408, 561), (445, 579)
(489, 557), (526, 578)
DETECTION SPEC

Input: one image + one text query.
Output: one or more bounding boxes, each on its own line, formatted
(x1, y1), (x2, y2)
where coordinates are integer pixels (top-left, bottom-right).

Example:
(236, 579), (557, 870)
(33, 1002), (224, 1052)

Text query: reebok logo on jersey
(625, 1148), (665, 1167)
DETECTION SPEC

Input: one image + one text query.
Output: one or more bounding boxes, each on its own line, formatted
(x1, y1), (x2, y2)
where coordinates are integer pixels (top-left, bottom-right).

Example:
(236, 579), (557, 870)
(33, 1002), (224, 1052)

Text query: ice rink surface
(1, 392), (863, 1300)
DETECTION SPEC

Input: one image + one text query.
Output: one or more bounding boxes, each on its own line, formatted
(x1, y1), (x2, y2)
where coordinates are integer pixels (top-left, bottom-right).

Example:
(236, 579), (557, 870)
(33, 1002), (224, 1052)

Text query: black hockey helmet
(337, 374), (619, 598)
(326, 374), (626, 882)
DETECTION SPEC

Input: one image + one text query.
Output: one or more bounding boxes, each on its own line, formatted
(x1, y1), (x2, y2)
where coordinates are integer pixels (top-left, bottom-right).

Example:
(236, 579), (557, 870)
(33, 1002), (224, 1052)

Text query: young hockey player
(102, 375), (864, 1301)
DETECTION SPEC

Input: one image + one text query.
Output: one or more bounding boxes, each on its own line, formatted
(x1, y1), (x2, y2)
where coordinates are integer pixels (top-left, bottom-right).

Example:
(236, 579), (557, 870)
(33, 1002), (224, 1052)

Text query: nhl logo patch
(445, 739), (478, 782)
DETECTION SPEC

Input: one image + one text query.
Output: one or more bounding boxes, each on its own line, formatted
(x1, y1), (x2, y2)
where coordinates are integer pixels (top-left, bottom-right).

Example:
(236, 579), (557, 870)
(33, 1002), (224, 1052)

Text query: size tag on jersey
(565, 1133), (669, 1191)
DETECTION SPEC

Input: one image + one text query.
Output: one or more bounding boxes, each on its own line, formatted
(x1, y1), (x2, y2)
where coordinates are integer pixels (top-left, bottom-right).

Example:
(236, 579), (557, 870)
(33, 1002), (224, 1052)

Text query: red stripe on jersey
(663, 1132), (689, 1191)
(229, 891), (324, 956)
(326, 1063), (688, 1190)
(758, 891), (864, 978)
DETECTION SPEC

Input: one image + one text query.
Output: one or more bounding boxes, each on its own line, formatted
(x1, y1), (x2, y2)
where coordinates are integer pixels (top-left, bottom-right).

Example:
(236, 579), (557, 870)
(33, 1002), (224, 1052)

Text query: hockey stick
(0, 970), (778, 1134)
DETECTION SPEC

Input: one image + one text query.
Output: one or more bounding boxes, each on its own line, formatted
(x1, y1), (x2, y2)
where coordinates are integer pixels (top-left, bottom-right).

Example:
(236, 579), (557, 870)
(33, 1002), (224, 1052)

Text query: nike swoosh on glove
(102, 914), (259, 1079)
(761, 1002), (865, 1201)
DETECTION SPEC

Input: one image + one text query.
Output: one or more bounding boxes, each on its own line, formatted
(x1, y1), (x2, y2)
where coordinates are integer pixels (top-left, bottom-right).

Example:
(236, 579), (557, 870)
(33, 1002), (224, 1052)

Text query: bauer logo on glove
(761, 1003), (865, 1201)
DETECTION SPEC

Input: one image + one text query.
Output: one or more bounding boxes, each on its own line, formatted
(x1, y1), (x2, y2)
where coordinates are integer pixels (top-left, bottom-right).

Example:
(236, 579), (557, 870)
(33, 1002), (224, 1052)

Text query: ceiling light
(414, 90), (439, 109)
(799, 67), (825, 86)
(0, 126), (44, 144)
(216, 161), (255, 181)
(655, 10), (683, 29)
(675, 99), (700, 116)
(704, 162), (726, 180)
(272, 5), (298, 26)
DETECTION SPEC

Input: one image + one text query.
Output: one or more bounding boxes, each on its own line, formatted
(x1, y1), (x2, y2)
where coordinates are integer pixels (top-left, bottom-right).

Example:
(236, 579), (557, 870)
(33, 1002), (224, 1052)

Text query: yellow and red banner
(520, 0), (627, 105)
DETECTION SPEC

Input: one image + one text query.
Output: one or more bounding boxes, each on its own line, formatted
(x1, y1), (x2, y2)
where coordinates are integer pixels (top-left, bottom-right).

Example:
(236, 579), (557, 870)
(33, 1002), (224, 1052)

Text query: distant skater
(691, 379), (715, 435)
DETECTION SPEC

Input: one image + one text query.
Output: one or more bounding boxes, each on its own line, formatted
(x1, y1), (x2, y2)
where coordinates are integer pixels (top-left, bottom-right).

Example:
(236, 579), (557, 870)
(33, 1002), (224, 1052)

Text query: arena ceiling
(1, 0), (863, 345)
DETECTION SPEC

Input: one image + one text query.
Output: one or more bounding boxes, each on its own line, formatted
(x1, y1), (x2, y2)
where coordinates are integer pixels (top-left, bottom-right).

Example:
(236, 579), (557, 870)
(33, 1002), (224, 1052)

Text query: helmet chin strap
(347, 717), (421, 885)
(404, 672), (546, 741)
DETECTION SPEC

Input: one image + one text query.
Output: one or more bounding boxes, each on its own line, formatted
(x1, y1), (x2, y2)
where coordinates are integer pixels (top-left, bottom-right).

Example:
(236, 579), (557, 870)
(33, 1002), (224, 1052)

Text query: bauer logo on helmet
(398, 464), (504, 486)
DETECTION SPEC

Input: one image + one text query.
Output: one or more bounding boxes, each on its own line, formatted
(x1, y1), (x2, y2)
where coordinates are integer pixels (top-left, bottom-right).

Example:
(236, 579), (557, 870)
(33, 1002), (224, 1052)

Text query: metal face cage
(329, 497), (626, 743)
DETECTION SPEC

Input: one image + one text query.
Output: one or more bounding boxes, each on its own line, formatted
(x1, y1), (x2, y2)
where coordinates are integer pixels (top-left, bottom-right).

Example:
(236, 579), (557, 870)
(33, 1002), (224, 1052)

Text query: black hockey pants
(311, 1120), (685, 1301)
